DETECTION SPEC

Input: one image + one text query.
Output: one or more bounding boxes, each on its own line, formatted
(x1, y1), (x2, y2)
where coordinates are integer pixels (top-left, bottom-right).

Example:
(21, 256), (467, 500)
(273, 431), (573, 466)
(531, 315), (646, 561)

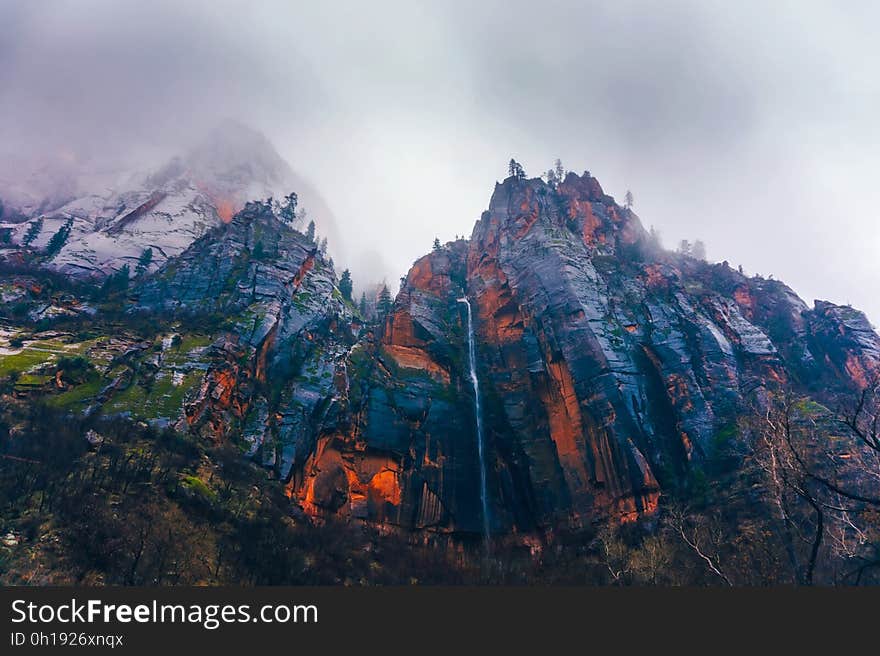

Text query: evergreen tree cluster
(22, 218), (43, 248)
(545, 159), (566, 189)
(339, 269), (353, 302)
(100, 265), (131, 296)
(45, 218), (74, 257)
(508, 158), (526, 180)
(278, 192), (298, 225)
(377, 284), (393, 317)
(135, 248), (154, 276)
(676, 239), (707, 261)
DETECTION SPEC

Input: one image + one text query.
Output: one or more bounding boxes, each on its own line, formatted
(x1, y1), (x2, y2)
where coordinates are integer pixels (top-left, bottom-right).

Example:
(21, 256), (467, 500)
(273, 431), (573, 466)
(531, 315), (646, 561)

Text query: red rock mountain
(5, 169), (878, 546)
(275, 172), (880, 537)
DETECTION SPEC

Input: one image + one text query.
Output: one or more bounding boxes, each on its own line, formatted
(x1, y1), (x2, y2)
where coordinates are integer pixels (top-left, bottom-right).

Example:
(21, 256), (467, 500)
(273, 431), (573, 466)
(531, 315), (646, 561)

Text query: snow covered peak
(0, 121), (338, 278)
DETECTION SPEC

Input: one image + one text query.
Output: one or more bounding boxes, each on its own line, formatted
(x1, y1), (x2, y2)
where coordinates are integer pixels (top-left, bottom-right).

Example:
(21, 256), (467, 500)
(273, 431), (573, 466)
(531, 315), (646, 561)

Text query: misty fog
(1, 0), (878, 320)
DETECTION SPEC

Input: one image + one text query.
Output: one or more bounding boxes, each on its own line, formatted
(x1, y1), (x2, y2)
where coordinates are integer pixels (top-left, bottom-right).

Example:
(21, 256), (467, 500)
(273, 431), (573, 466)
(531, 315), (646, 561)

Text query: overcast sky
(1, 1), (878, 320)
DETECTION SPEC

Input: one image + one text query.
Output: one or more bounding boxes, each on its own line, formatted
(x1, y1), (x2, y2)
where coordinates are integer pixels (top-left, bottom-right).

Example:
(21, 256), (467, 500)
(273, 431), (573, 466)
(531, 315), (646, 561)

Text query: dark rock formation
(285, 172), (880, 537)
(136, 201), (356, 479)
(116, 172), (880, 541)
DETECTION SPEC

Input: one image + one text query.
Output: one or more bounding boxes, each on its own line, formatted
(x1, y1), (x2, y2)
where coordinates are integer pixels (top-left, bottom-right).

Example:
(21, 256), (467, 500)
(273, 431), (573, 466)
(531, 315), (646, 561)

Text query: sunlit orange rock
(382, 344), (450, 384)
(733, 285), (755, 318)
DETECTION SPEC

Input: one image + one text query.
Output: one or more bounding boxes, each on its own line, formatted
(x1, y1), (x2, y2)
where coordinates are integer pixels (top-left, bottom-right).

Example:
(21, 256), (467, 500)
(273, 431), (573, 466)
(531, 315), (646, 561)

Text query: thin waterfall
(458, 297), (491, 548)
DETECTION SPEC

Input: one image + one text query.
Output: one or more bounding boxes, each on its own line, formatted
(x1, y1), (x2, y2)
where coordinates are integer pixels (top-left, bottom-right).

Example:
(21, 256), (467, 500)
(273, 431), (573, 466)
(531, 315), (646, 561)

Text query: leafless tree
(746, 387), (880, 584)
(666, 505), (733, 585)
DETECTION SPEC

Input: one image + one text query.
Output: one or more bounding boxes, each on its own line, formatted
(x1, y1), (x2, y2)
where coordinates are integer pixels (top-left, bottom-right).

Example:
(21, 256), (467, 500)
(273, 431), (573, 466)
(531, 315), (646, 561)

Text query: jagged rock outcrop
(136, 201), (355, 478)
(286, 171), (880, 537)
(289, 241), (486, 531)
(806, 301), (880, 389)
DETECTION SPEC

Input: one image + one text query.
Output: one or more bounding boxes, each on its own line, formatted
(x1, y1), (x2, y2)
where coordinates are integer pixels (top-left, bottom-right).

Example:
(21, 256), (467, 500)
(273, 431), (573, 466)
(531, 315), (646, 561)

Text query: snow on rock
(0, 121), (339, 279)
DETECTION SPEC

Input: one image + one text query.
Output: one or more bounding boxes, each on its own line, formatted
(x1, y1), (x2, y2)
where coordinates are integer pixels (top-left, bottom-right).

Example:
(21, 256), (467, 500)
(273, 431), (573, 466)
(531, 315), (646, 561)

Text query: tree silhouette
(101, 264), (131, 297)
(279, 192), (298, 225)
(22, 218), (43, 247)
(45, 218), (73, 256)
(508, 159), (525, 180)
(648, 225), (662, 250)
(135, 247), (154, 276)
(339, 269), (353, 301)
(377, 284), (393, 317)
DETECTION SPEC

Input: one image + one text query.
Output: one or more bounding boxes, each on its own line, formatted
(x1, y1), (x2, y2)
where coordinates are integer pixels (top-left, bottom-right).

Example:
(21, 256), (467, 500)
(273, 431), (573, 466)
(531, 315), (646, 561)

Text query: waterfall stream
(458, 297), (491, 548)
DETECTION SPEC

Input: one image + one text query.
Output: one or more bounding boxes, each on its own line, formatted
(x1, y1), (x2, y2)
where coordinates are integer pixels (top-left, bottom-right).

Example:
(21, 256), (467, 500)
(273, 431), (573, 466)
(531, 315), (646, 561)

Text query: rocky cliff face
(283, 171), (880, 537)
(134, 200), (355, 481)
(5, 168), (878, 545)
(290, 240), (482, 531)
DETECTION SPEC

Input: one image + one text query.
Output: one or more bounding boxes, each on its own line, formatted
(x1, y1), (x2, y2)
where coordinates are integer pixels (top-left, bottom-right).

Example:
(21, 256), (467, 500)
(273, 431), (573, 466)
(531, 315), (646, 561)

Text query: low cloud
(2, 0), (878, 320)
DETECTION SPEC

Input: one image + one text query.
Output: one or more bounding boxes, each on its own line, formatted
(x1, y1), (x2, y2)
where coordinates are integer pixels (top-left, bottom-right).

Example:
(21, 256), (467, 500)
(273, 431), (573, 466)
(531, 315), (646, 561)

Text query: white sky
(1, 1), (878, 321)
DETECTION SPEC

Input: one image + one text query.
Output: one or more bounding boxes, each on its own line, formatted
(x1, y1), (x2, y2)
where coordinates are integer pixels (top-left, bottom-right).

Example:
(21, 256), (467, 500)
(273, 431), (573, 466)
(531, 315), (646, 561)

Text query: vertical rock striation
(292, 171), (880, 537)
(134, 171), (880, 542)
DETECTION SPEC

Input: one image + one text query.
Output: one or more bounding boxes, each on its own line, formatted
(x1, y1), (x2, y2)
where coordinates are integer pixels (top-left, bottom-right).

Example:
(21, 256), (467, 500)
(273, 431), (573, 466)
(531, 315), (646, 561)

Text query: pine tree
(677, 239), (691, 256)
(625, 190), (634, 209)
(306, 220), (316, 243)
(45, 218), (73, 257)
(508, 158), (525, 180)
(101, 264), (131, 296)
(135, 247), (153, 276)
(692, 240), (707, 261)
(339, 269), (353, 301)
(22, 218), (43, 247)
(279, 192), (298, 225)
(117, 264), (131, 290)
(433, 237), (442, 251)
(377, 284), (393, 317)
(319, 237), (328, 255)
(359, 292), (368, 317)
(252, 241), (265, 260)
(554, 159), (565, 183)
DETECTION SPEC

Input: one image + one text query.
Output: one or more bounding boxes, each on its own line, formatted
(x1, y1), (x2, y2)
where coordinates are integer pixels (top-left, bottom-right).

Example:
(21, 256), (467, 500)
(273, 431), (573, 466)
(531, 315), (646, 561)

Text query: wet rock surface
(5, 171), (878, 544)
(287, 172), (880, 537)
(136, 201), (355, 480)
